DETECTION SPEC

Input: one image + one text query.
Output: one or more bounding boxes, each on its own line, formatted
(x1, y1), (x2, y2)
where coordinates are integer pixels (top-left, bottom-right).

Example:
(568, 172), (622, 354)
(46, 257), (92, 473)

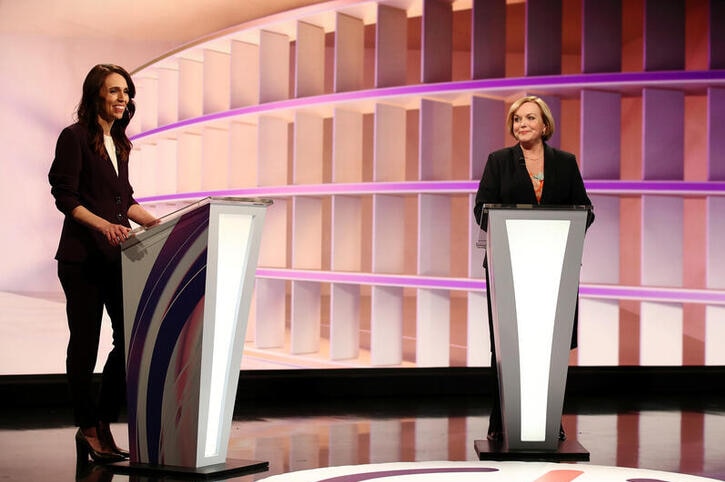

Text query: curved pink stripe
(533, 470), (585, 482)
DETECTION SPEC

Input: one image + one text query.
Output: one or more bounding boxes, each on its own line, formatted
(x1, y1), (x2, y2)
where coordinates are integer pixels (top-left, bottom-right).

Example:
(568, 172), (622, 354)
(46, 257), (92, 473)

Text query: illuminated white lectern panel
(474, 204), (590, 461)
(116, 197), (272, 478)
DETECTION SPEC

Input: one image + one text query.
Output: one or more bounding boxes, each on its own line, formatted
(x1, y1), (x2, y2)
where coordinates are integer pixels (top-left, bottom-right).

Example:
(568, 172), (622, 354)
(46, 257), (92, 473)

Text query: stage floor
(1, 394), (724, 482)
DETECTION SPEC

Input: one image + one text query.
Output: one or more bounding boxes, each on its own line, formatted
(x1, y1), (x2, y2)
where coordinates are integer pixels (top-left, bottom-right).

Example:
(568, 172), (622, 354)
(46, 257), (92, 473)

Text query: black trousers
(58, 258), (126, 429)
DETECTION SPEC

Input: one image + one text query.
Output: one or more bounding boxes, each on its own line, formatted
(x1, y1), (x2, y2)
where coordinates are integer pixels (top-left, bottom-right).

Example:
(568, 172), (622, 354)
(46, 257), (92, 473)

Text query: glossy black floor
(2, 392), (725, 482)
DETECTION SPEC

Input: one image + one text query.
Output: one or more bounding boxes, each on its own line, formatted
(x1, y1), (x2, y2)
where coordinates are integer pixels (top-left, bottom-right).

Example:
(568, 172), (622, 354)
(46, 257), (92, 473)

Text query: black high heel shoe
(96, 421), (130, 458)
(75, 429), (125, 464)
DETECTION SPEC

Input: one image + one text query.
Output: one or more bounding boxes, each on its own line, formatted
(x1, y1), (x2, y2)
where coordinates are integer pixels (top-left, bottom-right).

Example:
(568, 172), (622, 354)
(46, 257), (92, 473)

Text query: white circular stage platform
(258, 461), (720, 482)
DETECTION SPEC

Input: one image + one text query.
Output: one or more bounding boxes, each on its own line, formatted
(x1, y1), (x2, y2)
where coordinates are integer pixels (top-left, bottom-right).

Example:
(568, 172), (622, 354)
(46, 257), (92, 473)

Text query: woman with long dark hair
(49, 64), (156, 463)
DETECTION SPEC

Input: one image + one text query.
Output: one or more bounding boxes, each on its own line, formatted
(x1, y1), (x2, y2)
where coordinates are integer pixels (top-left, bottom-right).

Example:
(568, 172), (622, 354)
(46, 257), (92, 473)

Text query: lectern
(474, 204), (591, 461)
(112, 197), (272, 478)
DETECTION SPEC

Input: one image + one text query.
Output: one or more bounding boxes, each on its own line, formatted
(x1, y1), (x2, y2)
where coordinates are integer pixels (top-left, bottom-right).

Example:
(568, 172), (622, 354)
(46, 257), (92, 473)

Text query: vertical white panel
(155, 138), (178, 195)
(332, 196), (362, 271)
(178, 58), (203, 120)
(376, 4), (407, 88)
(177, 132), (203, 193)
(258, 116), (289, 186)
(369, 420), (401, 463)
(157, 66), (180, 126)
(229, 122), (258, 188)
(202, 126), (229, 190)
(707, 197), (725, 288)
(291, 281), (321, 354)
(231, 40), (259, 108)
(418, 194), (450, 275)
(419, 98), (452, 181)
(640, 301), (683, 365)
(293, 111), (324, 184)
(578, 299), (619, 366)
(259, 30), (290, 103)
(254, 278), (286, 348)
(333, 108), (363, 183)
(296, 21), (325, 98)
(638, 411), (681, 472)
(467, 291), (490, 367)
(371, 286), (403, 366)
(372, 195), (405, 274)
(642, 89), (684, 180)
(705, 305), (725, 365)
(581, 195), (619, 284)
(374, 103), (407, 182)
(470, 96), (506, 181)
(293, 197), (322, 269)
(414, 418), (448, 460)
(134, 76), (158, 133)
(416, 289), (450, 367)
(642, 196), (683, 287)
(580, 90), (621, 179)
(258, 199), (288, 268)
(203, 48), (231, 114)
(133, 145), (156, 198)
(330, 284), (360, 360)
(334, 13), (364, 93)
(421, 0), (453, 83)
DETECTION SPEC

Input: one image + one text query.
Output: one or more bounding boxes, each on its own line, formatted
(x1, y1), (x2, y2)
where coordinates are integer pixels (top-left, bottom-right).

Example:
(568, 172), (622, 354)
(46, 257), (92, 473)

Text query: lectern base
(474, 438), (590, 462)
(106, 458), (269, 480)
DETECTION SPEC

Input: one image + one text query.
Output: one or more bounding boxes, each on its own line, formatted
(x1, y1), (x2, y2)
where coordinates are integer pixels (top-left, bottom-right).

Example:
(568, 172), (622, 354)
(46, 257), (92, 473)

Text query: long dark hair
(76, 64), (136, 161)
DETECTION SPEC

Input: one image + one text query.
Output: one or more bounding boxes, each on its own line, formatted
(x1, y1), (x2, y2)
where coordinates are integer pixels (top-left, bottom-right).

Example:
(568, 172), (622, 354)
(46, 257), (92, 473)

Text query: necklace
(523, 154), (543, 181)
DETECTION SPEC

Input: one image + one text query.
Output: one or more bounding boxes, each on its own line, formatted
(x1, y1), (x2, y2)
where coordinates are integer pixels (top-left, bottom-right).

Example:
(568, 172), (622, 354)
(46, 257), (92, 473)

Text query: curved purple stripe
(145, 251), (207, 463)
(253, 268), (725, 305)
(316, 467), (498, 482)
(130, 71), (725, 141)
(135, 180), (725, 203)
(627, 479), (671, 482)
(126, 205), (210, 457)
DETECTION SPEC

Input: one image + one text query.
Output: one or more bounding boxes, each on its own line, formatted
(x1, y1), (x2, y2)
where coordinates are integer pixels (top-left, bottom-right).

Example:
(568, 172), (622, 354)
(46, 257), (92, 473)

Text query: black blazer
(473, 142), (594, 350)
(474, 143), (594, 230)
(49, 123), (138, 263)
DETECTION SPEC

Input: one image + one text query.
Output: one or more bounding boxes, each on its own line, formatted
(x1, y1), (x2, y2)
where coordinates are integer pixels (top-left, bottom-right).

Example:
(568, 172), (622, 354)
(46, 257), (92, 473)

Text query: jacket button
(116, 213), (123, 221)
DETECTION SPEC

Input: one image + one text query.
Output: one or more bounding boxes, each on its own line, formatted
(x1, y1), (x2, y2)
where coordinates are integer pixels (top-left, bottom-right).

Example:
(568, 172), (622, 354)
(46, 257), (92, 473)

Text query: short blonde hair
(506, 96), (556, 141)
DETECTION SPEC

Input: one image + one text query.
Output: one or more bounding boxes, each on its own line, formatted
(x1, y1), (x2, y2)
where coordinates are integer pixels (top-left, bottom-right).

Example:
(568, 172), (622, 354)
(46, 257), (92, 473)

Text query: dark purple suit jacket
(49, 123), (138, 263)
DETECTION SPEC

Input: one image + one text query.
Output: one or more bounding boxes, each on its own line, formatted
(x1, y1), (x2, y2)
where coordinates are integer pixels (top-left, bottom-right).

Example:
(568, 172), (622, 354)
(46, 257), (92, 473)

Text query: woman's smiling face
(512, 101), (546, 145)
(98, 72), (129, 123)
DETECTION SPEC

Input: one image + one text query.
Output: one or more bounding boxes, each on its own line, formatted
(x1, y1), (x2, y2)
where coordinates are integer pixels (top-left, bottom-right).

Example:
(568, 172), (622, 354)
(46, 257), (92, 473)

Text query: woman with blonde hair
(473, 95), (594, 441)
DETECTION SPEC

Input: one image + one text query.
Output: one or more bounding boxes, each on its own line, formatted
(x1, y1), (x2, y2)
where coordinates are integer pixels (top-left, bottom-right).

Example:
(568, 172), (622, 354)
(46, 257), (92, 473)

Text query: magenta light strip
(130, 71), (725, 142)
(136, 180), (725, 203)
(255, 269), (725, 305)
(256, 268), (484, 291)
(580, 284), (725, 305)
